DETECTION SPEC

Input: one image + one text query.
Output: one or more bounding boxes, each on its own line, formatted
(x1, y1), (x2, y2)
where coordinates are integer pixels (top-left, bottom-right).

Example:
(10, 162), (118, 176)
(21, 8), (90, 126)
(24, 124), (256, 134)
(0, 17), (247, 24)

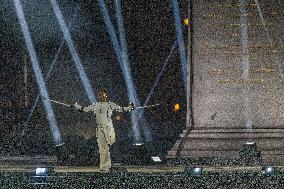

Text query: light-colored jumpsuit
(82, 101), (132, 170)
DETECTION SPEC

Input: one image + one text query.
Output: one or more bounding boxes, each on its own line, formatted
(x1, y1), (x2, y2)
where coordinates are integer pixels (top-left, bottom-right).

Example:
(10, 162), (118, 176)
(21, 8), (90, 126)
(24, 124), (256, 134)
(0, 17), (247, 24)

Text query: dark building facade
(168, 0), (284, 165)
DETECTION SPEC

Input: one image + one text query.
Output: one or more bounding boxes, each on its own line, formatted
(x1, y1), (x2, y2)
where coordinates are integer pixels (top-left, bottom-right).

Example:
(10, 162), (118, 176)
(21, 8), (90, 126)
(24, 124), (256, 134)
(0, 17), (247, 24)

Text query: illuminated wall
(192, 0), (284, 128)
(168, 0), (284, 165)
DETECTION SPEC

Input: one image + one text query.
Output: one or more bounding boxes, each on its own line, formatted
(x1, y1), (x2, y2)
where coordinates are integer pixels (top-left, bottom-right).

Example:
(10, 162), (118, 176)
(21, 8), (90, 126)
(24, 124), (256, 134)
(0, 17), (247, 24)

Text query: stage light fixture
(55, 143), (65, 147)
(245, 141), (255, 145)
(31, 167), (54, 185)
(185, 166), (203, 176)
(133, 143), (144, 146)
(35, 167), (53, 176)
(193, 167), (202, 174)
(186, 167), (203, 177)
(262, 166), (275, 175)
(151, 156), (162, 162)
(35, 168), (48, 176)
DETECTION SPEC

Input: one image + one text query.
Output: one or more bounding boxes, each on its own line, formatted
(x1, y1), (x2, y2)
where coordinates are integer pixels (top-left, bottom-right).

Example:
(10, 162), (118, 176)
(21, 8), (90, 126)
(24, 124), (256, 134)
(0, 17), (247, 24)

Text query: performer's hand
(74, 102), (82, 110)
(129, 103), (135, 110)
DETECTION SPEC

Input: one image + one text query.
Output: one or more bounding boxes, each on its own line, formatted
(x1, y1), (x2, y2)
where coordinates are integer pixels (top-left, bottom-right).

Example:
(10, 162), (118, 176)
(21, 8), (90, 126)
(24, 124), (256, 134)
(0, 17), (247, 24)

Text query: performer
(73, 89), (134, 171)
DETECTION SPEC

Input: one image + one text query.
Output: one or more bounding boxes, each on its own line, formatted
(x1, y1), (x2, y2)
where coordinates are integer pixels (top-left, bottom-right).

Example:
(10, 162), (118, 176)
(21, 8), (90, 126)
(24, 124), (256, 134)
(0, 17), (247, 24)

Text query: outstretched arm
(74, 102), (94, 112)
(109, 101), (134, 113)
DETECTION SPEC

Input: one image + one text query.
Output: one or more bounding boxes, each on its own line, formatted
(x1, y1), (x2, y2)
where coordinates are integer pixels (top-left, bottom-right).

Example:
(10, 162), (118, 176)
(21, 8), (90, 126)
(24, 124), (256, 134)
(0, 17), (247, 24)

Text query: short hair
(98, 89), (108, 95)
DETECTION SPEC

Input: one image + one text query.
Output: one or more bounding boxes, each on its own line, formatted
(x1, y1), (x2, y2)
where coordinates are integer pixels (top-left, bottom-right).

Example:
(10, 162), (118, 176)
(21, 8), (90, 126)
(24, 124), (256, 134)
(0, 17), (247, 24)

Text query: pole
(186, 0), (193, 130)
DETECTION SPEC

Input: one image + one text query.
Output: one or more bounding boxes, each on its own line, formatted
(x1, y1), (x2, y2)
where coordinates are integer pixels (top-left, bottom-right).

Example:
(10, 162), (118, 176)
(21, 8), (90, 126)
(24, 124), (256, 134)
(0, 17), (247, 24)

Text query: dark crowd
(0, 170), (283, 189)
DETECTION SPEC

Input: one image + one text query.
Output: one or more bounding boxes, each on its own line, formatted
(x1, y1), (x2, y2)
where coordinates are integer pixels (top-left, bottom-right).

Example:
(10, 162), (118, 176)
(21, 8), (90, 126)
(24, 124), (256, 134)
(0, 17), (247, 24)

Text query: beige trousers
(96, 124), (116, 170)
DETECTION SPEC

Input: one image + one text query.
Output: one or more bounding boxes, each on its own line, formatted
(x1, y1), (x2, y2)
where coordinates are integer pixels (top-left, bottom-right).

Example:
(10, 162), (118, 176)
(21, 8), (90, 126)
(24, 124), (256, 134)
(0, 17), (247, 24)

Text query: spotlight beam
(114, 0), (153, 142)
(50, 0), (96, 103)
(14, 0), (63, 145)
(98, 0), (147, 142)
(21, 7), (79, 136)
(137, 40), (177, 122)
(254, 0), (283, 79)
(114, 0), (129, 66)
(171, 0), (187, 93)
(143, 40), (177, 107)
(115, 0), (152, 141)
(239, 0), (253, 137)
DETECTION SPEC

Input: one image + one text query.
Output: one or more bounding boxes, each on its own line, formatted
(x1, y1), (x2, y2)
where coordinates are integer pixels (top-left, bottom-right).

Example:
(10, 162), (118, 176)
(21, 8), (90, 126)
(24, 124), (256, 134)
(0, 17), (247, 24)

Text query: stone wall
(192, 0), (284, 128)
(168, 0), (284, 165)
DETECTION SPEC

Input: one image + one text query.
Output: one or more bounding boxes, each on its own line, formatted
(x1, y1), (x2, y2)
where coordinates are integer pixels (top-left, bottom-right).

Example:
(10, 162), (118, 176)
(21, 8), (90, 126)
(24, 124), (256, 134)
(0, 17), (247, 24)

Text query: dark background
(0, 0), (188, 159)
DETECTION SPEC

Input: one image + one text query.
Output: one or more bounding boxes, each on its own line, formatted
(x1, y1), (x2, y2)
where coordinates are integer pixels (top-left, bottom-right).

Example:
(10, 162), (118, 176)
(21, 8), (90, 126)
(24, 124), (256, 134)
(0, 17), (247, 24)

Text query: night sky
(0, 0), (188, 146)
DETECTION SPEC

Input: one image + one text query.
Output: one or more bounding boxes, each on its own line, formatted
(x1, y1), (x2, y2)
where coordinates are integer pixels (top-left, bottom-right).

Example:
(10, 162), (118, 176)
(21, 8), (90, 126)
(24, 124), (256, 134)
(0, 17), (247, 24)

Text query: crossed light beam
(14, 0), (185, 146)
(21, 6), (79, 136)
(171, 0), (188, 93)
(135, 40), (177, 125)
(98, 0), (154, 142)
(143, 41), (177, 107)
(14, 0), (63, 145)
(113, 0), (144, 141)
(114, 0), (153, 142)
(49, 0), (96, 103)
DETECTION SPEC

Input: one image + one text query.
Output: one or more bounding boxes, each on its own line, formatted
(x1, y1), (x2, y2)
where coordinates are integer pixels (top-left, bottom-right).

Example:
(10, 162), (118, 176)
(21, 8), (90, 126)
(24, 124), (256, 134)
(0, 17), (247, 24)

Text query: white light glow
(35, 168), (47, 175)
(193, 167), (202, 173)
(266, 167), (273, 172)
(133, 143), (143, 146)
(245, 141), (255, 145)
(151, 156), (162, 162)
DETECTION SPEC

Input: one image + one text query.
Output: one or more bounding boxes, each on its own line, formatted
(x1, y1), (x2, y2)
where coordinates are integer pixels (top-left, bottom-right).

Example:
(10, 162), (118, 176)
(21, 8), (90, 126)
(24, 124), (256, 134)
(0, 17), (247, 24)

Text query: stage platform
(1, 155), (284, 173)
(0, 164), (283, 174)
(1, 161), (283, 188)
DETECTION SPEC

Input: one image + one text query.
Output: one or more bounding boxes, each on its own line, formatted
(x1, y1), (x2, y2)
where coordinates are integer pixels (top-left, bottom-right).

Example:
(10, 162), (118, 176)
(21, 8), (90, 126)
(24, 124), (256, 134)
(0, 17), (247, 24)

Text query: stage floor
(0, 164), (283, 174)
